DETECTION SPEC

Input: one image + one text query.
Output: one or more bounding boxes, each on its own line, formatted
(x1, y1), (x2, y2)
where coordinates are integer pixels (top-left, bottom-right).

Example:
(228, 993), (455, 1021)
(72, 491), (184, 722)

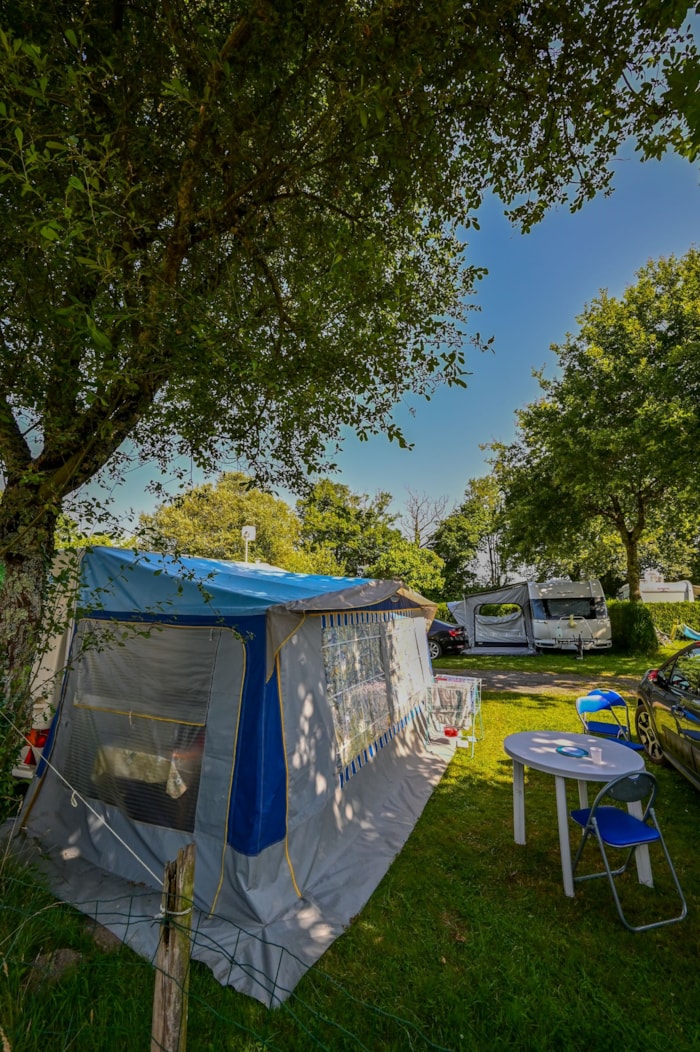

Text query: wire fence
(0, 860), (456, 1052)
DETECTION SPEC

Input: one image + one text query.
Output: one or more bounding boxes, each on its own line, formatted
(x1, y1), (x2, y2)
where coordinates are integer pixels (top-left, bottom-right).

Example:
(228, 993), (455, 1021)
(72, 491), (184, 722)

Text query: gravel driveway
(455, 668), (639, 697)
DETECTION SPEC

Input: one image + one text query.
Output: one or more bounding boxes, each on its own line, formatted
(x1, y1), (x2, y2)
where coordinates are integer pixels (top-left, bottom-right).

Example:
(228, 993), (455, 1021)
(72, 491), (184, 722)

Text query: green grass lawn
(2, 667), (699, 1051)
(434, 643), (686, 680)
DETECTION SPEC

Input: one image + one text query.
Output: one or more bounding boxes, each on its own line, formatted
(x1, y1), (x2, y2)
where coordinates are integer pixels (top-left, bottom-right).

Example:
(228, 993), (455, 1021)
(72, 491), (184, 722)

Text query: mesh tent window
(62, 620), (220, 832)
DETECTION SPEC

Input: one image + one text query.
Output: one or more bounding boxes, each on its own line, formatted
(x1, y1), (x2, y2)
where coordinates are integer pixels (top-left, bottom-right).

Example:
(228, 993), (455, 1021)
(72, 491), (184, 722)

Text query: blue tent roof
(79, 547), (373, 618)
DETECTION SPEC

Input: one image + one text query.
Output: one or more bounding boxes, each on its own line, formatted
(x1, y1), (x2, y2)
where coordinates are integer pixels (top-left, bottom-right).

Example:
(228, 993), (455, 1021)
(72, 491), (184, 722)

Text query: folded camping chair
(570, 772), (687, 932)
(575, 689), (644, 750)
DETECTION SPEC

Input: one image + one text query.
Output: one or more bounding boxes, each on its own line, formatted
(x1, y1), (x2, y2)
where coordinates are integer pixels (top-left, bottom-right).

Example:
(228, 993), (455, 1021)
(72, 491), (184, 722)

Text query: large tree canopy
(492, 250), (700, 601)
(366, 540), (445, 601)
(0, 1), (699, 749)
(493, 502), (699, 598)
(296, 479), (400, 576)
(137, 471), (345, 573)
(432, 475), (516, 596)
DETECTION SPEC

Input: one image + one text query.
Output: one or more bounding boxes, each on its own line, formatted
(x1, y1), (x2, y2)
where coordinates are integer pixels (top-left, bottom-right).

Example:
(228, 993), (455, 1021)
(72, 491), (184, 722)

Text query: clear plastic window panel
(322, 615), (430, 772)
(383, 617), (431, 711)
(322, 621), (390, 770)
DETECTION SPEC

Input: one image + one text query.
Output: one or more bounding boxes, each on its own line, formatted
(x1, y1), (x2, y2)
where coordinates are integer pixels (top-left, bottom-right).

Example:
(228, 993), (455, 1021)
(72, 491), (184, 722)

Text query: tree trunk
(621, 531), (642, 602)
(610, 494), (645, 603)
(0, 481), (58, 777)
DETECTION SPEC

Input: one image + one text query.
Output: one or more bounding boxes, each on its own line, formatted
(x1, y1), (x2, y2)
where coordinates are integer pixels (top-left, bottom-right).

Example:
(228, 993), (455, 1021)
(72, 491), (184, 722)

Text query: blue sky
(327, 146), (700, 516)
(103, 145), (699, 532)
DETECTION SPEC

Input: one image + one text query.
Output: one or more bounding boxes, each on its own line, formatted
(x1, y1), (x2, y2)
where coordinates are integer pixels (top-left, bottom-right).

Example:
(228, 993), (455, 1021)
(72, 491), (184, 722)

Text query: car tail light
(26, 728), (49, 749)
(448, 629), (460, 638)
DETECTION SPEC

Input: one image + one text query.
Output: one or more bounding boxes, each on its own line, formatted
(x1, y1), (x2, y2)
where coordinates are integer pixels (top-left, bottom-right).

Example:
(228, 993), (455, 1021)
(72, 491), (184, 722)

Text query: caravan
(617, 578), (695, 603)
(527, 579), (611, 651)
(449, 579), (612, 655)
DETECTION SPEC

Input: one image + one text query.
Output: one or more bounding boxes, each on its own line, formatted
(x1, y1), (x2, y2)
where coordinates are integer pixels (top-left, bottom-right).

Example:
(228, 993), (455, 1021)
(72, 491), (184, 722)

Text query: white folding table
(503, 730), (651, 897)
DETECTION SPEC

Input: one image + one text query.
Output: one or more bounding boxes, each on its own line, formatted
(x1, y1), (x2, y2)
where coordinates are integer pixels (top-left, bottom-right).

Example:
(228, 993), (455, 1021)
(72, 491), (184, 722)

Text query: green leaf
(85, 315), (112, 350)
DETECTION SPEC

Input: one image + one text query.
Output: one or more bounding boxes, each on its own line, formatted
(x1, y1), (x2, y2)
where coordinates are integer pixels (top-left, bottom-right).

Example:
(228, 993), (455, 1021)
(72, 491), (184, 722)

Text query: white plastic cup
(589, 746), (603, 765)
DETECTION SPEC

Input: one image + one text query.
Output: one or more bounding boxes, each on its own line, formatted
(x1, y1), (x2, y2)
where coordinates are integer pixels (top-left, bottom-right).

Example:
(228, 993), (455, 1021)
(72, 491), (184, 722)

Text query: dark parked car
(428, 619), (466, 660)
(636, 641), (700, 792)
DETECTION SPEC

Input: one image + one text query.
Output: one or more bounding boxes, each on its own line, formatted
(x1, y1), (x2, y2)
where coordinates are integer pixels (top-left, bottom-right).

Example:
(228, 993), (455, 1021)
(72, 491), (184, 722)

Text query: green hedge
(480, 603), (519, 616)
(607, 600), (659, 655)
(637, 600), (700, 639)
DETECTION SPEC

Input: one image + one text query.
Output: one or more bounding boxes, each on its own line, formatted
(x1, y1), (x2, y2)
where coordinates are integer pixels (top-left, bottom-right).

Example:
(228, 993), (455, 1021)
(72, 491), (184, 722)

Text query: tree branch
(0, 395), (32, 478)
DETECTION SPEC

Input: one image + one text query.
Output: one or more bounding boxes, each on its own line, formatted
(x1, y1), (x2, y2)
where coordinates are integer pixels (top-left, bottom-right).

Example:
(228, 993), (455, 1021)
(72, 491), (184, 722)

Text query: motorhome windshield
(531, 597), (607, 620)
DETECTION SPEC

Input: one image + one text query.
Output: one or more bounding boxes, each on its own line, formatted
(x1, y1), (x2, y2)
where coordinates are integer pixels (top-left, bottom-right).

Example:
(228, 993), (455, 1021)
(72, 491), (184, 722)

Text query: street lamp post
(241, 525), (256, 563)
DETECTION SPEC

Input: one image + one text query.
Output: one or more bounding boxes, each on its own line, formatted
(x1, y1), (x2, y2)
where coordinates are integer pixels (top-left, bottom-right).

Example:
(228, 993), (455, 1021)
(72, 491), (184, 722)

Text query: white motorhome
(528, 579), (612, 651)
(448, 578), (612, 655)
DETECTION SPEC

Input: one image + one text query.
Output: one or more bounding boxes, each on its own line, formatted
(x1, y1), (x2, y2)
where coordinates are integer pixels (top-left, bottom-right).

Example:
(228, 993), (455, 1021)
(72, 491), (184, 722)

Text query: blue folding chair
(570, 772), (687, 932)
(575, 688), (644, 750)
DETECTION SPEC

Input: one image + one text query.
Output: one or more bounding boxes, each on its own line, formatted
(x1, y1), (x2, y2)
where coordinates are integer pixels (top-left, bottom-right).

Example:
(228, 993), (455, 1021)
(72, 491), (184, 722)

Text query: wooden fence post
(151, 842), (196, 1052)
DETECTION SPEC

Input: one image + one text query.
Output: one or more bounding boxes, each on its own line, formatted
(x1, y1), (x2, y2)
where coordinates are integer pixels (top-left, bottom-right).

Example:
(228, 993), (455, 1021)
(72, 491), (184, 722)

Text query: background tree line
(135, 473), (448, 599)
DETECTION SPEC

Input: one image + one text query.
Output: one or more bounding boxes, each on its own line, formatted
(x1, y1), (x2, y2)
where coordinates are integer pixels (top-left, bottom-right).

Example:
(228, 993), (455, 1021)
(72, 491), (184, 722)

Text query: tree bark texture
(0, 481), (58, 774)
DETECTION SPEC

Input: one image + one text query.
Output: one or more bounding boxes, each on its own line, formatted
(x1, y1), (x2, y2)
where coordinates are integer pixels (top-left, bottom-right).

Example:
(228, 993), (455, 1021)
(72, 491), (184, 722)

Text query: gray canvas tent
(448, 583), (536, 655)
(15, 547), (450, 1004)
